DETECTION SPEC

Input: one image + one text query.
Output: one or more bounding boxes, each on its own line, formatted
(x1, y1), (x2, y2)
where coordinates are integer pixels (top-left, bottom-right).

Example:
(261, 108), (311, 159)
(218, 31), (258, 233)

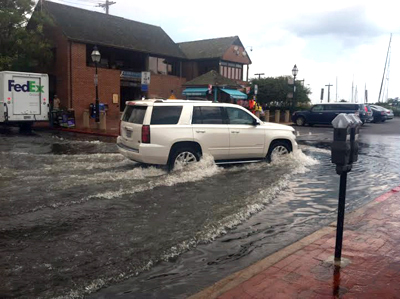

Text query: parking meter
(331, 114), (353, 174)
(347, 114), (362, 164)
(89, 103), (96, 119)
(331, 113), (361, 263)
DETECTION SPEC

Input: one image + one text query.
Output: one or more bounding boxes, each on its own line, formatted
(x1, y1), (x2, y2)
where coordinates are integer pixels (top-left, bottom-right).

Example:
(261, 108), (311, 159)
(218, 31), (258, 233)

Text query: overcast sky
(46, 0), (400, 103)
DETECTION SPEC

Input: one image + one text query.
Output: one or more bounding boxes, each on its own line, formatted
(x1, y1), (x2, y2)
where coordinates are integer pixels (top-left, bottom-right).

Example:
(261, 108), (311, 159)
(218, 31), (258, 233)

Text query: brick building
(36, 1), (251, 130)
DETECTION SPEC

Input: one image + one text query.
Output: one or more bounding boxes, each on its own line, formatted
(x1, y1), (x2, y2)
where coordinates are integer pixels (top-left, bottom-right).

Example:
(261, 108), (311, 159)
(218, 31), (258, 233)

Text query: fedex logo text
(8, 80), (44, 93)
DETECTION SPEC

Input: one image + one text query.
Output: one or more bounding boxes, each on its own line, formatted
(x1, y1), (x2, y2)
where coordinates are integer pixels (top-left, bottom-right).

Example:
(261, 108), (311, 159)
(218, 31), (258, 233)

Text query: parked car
(370, 106), (388, 123)
(370, 105), (394, 120)
(291, 103), (372, 126)
(117, 99), (298, 170)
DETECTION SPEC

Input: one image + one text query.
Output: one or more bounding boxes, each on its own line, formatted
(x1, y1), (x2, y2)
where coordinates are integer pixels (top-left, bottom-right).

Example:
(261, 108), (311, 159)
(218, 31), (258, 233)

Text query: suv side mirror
(253, 118), (260, 126)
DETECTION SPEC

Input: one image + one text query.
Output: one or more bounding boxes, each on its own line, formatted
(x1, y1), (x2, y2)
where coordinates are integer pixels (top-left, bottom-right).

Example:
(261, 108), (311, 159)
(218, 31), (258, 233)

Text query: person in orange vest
(249, 98), (255, 113)
(168, 90), (177, 99)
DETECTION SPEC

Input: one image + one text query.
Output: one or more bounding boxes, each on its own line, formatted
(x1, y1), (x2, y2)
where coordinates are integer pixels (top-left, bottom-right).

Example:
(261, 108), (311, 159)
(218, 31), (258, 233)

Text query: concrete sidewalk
(192, 186), (400, 299)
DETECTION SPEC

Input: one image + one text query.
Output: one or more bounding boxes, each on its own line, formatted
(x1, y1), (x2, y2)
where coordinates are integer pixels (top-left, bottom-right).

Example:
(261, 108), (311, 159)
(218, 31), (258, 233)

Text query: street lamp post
(91, 46), (101, 123)
(292, 64), (298, 112)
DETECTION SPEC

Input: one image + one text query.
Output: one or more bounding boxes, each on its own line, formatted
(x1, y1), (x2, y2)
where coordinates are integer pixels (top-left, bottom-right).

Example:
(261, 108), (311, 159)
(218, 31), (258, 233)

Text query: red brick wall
(44, 26), (70, 109)
(222, 45), (251, 64)
(181, 61), (199, 81)
(70, 42), (121, 129)
(148, 74), (186, 99)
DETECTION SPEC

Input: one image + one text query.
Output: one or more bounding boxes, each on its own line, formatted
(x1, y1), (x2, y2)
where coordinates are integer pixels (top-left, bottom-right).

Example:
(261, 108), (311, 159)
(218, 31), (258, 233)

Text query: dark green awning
(221, 89), (248, 99)
(182, 88), (208, 96)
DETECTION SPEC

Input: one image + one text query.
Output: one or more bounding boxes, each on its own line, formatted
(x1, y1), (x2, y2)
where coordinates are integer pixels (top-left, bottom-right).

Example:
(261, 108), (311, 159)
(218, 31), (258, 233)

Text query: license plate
(125, 129), (132, 138)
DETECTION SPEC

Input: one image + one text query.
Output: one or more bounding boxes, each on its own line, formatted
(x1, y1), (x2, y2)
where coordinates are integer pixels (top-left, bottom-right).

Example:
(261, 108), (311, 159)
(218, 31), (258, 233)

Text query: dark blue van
(292, 103), (373, 126)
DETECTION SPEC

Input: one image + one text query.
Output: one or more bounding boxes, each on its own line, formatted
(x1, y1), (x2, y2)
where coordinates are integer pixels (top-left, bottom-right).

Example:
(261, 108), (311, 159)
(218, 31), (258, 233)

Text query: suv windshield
(122, 105), (147, 124)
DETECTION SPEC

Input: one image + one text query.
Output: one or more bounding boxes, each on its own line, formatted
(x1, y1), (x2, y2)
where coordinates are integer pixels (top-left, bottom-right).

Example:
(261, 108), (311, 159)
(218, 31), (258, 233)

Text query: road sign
(141, 84), (148, 92)
(141, 72), (151, 85)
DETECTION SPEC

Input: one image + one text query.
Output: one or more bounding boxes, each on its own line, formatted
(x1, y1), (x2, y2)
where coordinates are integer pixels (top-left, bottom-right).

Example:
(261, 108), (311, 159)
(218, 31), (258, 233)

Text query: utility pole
(336, 76), (338, 102)
(98, 0), (116, 14)
(325, 83), (333, 103)
(254, 73), (264, 80)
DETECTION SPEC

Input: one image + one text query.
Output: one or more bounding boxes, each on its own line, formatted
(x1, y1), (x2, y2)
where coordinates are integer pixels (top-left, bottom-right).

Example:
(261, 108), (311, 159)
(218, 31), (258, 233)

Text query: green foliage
(249, 76), (311, 110)
(0, 0), (53, 71)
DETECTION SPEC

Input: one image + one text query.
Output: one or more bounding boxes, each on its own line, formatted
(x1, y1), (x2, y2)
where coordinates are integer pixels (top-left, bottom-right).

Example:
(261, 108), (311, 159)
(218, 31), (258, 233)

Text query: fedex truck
(0, 71), (49, 130)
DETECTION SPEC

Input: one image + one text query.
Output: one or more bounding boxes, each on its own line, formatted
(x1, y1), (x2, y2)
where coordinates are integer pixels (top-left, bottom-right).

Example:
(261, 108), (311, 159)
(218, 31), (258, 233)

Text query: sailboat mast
(378, 33), (392, 103)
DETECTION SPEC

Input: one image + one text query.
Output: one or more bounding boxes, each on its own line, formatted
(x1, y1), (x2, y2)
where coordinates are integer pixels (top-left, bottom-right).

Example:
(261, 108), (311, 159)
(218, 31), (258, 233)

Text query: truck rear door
(11, 75), (42, 115)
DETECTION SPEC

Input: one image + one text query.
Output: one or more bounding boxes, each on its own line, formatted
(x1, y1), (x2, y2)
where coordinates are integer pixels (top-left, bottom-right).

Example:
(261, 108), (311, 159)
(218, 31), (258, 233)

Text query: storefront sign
(120, 71), (141, 80)
(141, 72), (151, 85)
(113, 94), (119, 104)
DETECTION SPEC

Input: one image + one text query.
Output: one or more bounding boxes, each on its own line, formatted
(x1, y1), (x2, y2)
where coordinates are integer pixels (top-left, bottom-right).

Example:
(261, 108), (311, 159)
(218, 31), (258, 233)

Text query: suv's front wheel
(168, 147), (201, 171)
(266, 141), (291, 162)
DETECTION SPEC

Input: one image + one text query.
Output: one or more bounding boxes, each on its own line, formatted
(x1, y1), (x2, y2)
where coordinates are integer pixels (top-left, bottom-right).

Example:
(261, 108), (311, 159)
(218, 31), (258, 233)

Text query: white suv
(117, 99), (298, 170)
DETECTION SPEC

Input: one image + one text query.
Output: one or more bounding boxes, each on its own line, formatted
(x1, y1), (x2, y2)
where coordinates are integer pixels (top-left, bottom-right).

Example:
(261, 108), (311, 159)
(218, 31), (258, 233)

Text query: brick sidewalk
(192, 186), (400, 299)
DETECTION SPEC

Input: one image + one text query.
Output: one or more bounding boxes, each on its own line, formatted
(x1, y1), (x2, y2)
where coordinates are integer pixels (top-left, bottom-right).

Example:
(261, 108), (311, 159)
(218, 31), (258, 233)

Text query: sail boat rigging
(378, 33), (392, 103)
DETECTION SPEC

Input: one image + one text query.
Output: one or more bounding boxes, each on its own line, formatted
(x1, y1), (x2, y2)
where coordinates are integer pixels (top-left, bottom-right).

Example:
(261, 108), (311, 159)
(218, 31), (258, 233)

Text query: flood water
(1, 125), (399, 298)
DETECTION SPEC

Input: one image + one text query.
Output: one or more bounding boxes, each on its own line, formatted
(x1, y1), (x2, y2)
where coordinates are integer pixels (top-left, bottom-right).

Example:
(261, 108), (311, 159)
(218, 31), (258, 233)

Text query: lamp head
(292, 64), (298, 77)
(91, 46), (101, 63)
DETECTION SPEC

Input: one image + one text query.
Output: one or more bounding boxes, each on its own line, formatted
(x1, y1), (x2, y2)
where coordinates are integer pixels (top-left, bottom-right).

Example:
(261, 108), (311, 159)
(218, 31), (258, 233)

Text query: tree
(250, 76), (311, 109)
(0, 0), (53, 71)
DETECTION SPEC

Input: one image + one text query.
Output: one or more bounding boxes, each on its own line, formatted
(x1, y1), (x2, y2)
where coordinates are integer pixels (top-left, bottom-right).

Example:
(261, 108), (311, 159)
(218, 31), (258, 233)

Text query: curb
(56, 128), (118, 138)
(190, 185), (400, 299)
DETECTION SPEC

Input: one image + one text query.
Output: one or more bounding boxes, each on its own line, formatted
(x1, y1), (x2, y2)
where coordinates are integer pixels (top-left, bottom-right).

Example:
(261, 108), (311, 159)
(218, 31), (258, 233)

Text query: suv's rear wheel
(295, 116), (305, 126)
(168, 147), (200, 171)
(266, 141), (291, 162)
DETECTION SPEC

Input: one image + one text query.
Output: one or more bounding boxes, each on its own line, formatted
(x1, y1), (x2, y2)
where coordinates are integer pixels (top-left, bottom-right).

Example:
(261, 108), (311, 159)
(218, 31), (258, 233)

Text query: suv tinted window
(341, 104), (358, 111)
(122, 105), (147, 124)
(151, 106), (183, 125)
(325, 104), (341, 110)
(311, 105), (323, 112)
(192, 106), (225, 124)
(226, 107), (254, 125)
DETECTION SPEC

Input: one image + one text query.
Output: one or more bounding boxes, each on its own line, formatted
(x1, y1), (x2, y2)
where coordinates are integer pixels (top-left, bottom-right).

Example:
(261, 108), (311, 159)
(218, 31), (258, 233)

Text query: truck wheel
(168, 147), (200, 171)
(266, 141), (291, 162)
(295, 117), (305, 126)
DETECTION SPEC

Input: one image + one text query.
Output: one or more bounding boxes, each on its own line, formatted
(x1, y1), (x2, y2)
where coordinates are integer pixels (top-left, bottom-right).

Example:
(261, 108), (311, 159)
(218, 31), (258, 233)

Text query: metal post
(334, 171), (347, 261)
(95, 62), (100, 123)
(292, 75), (296, 112)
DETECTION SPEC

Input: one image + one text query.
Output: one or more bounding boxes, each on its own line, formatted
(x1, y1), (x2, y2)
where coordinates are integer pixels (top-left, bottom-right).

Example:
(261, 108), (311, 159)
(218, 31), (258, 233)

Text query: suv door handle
(196, 130), (206, 133)
(231, 131), (240, 133)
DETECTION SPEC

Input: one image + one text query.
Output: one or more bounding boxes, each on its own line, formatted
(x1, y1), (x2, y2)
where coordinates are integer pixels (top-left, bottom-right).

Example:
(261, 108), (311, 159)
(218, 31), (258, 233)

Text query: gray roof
(184, 70), (240, 87)
(178, 36), (241, 60)
(43, 1), (186, 58)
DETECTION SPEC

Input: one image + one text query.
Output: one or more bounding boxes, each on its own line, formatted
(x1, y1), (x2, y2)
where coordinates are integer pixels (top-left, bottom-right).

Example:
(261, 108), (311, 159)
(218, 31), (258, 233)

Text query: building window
(149, 56), (172, 75)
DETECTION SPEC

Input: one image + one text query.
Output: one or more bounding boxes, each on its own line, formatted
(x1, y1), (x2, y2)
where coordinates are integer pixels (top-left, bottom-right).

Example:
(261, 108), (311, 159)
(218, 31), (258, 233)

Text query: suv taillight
(142, 125), (150, 143)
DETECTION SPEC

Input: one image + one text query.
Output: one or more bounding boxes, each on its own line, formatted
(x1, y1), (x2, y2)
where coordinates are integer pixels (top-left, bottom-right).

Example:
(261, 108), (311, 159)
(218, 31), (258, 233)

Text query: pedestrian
(53, 95), (61, 110)
(50, 95), (61, 127)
